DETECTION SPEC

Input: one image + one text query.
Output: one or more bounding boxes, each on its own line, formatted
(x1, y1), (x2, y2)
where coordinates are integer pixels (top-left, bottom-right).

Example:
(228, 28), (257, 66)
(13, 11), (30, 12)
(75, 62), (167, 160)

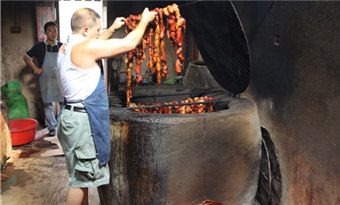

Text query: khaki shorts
(57, 108), (110, 188)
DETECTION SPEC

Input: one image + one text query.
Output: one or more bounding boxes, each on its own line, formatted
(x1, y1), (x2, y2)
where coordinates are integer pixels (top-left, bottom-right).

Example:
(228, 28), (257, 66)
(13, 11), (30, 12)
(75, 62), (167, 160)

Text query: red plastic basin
(9, 119), (39, 146)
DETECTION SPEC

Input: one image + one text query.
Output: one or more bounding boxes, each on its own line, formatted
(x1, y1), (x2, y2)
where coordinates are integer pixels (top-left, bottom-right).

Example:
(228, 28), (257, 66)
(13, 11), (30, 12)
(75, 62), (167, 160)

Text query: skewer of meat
(153, 8), (162, 84)
(146, 26), (154, 76)
(125, 51), (135, 106)
(173, 4), (186, 74)
(163, 4), (186, 75)
(125, 15), (141, 105)
(125, 14), (145, 84)
(159, 8), (168, 81)
(135, 36), (147, 84)
(163, 7), (177, 47)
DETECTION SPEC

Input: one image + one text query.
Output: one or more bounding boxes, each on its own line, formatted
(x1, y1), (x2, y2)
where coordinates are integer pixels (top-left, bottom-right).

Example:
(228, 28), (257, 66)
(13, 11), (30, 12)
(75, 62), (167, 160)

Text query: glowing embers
(127, 96), (215, 114)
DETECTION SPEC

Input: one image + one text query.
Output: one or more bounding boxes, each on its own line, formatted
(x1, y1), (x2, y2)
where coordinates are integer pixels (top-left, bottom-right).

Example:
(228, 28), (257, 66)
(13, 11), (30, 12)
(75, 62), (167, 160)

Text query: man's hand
(99, 17), (126, 40)
(35, 68), (43, 75)
(141, 8), (157, 23)
(110, 17), (126, 32)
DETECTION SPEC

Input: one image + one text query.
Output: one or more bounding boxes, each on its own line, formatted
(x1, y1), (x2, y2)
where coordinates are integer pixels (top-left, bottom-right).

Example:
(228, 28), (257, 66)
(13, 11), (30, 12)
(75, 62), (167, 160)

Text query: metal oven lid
(181, 1), (250, 95)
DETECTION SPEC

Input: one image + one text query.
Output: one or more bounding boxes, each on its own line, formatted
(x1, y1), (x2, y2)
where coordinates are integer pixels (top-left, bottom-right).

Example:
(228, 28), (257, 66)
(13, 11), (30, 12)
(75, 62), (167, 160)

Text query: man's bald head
(71, 8), (101, 33)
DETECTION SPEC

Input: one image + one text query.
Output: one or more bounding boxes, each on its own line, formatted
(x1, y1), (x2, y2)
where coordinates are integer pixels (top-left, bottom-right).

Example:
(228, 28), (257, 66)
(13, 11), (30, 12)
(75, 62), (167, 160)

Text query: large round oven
(98, 1), (262, 204)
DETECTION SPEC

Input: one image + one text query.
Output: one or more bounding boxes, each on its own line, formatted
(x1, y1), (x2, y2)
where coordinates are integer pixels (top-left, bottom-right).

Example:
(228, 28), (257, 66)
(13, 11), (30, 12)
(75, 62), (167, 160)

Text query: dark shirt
(26, 41), (63, 67)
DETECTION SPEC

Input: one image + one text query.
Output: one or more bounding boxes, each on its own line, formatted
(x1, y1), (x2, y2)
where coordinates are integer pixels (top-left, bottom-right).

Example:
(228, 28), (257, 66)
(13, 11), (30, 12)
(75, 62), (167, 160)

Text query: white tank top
(57, 34), (100, 105)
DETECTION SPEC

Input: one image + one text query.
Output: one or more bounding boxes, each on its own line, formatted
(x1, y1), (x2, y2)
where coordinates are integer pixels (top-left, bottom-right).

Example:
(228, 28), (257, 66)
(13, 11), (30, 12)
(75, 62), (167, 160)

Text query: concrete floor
(0, 127), (100, 205)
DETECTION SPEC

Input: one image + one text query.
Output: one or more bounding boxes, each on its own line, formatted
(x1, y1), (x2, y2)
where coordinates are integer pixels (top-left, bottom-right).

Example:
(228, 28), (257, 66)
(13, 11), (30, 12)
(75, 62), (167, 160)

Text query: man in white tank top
(56, 7), (156, 205)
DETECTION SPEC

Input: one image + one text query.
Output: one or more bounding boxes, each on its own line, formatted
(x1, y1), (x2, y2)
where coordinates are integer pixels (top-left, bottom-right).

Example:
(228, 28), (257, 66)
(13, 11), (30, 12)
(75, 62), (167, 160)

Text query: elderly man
(56, 7), (156, 205)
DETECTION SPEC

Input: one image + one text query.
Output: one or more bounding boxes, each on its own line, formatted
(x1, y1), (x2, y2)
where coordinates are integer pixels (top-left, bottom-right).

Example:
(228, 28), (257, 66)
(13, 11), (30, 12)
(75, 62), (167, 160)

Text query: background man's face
(45, 25), (58, 41)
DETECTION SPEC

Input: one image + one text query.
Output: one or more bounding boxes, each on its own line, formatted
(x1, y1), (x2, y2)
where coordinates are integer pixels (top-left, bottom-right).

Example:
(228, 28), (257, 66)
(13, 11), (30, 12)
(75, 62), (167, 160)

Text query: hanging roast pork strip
(124, 4), (186, 104)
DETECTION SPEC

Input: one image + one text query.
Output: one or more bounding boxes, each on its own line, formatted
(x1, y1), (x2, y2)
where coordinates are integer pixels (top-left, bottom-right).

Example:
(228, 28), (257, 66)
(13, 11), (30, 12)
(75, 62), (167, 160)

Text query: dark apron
(39, 44), (64, 103)
(80, 74), (110, 166)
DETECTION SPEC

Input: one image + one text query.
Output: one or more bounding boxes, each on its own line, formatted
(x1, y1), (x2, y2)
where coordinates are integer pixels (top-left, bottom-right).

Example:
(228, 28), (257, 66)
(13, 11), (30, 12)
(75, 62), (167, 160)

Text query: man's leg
(43, 102), (57, 136)
(81, 188), (88, 205)
(66, 187), (88, 205)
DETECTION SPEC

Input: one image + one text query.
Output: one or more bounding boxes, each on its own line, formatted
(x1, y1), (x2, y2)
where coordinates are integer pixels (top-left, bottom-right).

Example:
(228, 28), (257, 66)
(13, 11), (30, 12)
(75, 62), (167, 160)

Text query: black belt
(65, 105), (87, 113)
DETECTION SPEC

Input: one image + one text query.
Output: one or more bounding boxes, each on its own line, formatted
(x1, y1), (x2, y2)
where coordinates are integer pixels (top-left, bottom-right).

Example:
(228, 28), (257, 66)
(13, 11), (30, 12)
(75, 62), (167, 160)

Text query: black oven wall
(234, 1), (340, 204)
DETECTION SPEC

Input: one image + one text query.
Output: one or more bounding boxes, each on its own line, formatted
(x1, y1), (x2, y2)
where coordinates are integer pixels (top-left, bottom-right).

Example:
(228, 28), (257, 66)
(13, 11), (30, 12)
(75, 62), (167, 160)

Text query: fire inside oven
(126, 85), (230, 114)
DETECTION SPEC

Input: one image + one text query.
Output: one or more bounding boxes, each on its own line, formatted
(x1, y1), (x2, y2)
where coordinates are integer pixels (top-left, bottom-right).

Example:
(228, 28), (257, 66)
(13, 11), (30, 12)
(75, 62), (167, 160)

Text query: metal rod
(132, 92), (206, 98)
(126, 100), (223, 110)
(179, 0), (205, 8)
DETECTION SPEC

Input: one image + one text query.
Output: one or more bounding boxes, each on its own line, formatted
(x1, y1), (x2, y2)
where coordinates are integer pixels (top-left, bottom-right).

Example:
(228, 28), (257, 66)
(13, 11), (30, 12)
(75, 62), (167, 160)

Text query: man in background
(23, 21), (63, 136)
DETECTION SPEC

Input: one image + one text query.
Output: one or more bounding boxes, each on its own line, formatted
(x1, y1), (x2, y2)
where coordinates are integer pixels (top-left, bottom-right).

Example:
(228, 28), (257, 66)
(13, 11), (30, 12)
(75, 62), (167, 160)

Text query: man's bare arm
(23, 55), (43, 75)
(98, 17), (125, 40)
(71, 8), (156, 69)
